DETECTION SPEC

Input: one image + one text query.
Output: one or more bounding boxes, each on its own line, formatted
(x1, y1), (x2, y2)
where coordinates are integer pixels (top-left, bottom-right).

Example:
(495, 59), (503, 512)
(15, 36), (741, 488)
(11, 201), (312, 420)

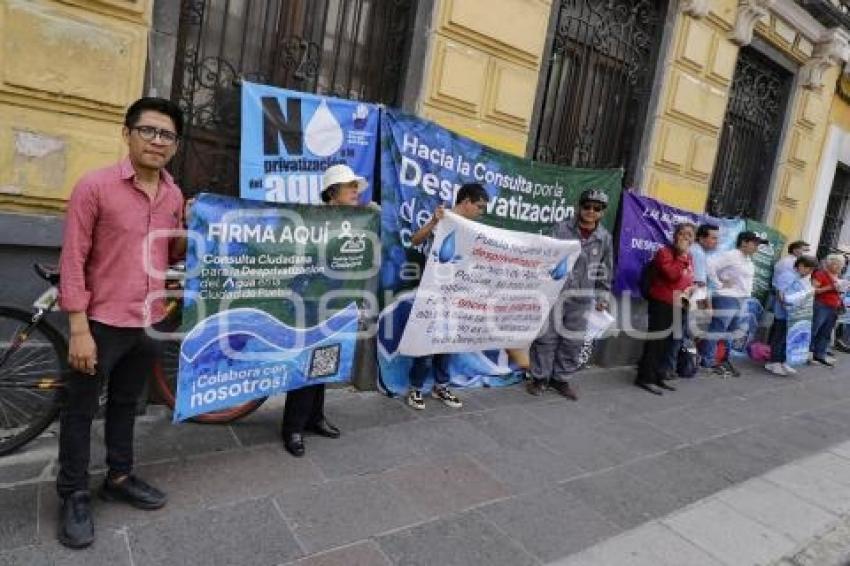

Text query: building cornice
(771, 0), (836, 44)
(732, 0), (776, 46)
(681, 0), (710, 19)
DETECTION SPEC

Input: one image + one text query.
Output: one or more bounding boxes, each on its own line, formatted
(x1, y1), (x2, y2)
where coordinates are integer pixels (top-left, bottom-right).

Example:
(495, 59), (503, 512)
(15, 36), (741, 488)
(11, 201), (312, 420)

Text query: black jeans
(57, 322), (157, 498)
(637, 299), (678, 386)
(769, 318), (788, 363)
(410, 354), (449, 391)
(281, 384), (325, 435)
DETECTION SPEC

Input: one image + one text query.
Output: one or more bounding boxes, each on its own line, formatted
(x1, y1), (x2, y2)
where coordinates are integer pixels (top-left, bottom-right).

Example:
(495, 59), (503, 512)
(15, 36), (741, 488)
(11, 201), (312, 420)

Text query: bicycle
(0, 263), (67, 456)
(0, 263), (268, 457)
(150, 264), (268, 424)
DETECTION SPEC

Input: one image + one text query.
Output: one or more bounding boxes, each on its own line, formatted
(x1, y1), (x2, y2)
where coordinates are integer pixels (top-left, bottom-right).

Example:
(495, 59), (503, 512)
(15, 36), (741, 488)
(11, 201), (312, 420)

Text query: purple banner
(613, 192), (702, 296)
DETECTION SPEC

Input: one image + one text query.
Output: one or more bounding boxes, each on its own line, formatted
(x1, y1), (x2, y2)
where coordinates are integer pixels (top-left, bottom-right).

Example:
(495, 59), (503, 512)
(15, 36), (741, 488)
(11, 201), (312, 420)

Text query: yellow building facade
(0, 0), (151, 213)
(3, 0), (850, 243)
(414, 0), (850, 242)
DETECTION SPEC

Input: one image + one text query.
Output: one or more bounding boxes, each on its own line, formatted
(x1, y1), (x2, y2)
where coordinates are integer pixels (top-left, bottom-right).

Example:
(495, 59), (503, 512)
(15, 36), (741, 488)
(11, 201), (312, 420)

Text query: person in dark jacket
(527, 188), (614, 400)
(635, 223), (696, 395)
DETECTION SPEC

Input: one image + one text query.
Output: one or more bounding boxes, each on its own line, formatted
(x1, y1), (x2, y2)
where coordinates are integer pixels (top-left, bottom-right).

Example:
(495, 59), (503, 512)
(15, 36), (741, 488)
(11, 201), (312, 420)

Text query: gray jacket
(552, 220), (613, 303)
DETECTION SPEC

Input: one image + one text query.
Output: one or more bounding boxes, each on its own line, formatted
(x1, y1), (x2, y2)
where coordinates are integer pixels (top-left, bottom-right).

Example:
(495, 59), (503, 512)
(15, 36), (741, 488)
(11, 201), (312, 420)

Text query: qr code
(308, 344), (341, 379)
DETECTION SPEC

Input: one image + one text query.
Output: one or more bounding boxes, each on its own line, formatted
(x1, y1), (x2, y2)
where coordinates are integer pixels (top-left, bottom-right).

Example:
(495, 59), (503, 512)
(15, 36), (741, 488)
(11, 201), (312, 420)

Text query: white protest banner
(397, 211), (580, 356)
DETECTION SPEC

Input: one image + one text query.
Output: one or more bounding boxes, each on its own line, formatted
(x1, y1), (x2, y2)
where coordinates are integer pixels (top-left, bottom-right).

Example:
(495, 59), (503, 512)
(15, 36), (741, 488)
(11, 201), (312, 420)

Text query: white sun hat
(321, 164), (368, 198)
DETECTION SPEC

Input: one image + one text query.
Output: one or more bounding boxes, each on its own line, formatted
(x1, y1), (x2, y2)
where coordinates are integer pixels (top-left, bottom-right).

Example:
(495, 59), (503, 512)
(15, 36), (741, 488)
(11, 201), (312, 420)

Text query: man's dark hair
(736, 231), (764, 248)
(794, 255), (818, 270)
(696, 223), (719, 239)
(124, 97), (184, 137)
(788, 240), (809, 254)
(455, 183), (488, 205)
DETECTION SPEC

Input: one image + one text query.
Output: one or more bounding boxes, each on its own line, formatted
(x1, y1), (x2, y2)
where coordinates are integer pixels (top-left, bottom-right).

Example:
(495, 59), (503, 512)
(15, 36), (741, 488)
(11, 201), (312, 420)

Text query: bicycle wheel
(0, 306), (66, 456)
(150, 304), (267, 424)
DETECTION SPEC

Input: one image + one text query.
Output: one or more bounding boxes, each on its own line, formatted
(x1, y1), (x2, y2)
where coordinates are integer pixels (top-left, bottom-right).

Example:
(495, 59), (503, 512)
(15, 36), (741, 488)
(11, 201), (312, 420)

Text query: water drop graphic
(304, 100), (344, 157)
(437, 231), (457, 263)
(550, 256), (569, 280)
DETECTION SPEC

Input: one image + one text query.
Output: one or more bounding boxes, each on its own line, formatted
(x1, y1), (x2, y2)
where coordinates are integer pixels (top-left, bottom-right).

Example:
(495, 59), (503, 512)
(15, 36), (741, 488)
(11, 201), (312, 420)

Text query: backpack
(676, 338), (699, 378)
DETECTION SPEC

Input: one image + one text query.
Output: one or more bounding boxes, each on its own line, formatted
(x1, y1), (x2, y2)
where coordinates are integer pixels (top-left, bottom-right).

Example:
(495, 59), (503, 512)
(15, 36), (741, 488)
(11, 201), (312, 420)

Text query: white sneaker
(433, 386), (463, 409)
(781, 363), (798, 375)
(765, 363), (788, 377)
(406, 390), (425, 410)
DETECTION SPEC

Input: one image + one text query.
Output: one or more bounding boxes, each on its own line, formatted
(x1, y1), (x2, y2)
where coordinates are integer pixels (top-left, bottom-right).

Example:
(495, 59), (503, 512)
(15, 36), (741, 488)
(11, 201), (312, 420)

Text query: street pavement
(3, 357), (850, 565)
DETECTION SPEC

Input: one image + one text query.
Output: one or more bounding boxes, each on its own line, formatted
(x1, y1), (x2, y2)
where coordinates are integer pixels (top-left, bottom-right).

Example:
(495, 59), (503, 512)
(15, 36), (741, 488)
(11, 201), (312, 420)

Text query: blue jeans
(410, 354), (449, 391)
(700, 296), (743, 367)
(811, 303), (839, 358)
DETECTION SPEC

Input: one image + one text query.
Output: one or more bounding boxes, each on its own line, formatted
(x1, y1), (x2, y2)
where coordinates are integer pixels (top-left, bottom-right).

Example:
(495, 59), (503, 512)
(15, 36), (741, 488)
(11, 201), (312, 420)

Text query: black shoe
(722, 360), (741, 377)
(634, 381), (663, 396)
(813, 357), (835, 367)
(58, 491), (94, 549)
(658, 381), (677, 391)
(550, 380), (578, 401)
(100, 475), (167, 510)
(283, 433), (305, 457)
(526, 379), (547, 396)
(307, 418), (340, 439)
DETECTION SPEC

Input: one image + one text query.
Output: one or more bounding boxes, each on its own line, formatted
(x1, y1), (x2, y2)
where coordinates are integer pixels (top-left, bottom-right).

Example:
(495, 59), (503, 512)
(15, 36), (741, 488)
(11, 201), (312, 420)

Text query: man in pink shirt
(57, 97), (186, 548)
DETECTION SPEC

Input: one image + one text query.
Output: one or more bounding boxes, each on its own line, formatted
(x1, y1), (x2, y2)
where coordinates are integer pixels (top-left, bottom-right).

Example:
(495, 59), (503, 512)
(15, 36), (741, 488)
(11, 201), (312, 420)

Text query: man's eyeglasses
(581, 203), (605, 212)
(132, 126), (179, 145)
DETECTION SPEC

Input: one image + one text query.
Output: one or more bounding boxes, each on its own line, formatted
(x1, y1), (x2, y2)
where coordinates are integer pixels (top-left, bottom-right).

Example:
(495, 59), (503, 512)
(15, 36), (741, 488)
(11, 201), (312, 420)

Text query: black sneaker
(99, 475), (167, 510)
(433, 385), (463, 408)
(722, 360), (741, 377)
(526, 379), (547, 396)
(58, 491), (94, 549)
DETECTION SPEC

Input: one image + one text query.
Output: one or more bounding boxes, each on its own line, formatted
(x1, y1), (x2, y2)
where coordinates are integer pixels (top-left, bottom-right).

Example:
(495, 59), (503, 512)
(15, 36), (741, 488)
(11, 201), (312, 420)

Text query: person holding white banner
(405, 183), (490, 410)
(765, 255), (817, 376)
(527, 189), (614, 400)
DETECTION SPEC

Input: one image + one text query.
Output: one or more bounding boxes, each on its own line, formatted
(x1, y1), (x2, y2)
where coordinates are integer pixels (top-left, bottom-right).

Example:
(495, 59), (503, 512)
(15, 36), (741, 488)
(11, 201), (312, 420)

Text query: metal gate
(170, 0), (417, 195)
(818, 165), (850, 258)
(707, 47), (792, 219)
(532, 0), (665, 183)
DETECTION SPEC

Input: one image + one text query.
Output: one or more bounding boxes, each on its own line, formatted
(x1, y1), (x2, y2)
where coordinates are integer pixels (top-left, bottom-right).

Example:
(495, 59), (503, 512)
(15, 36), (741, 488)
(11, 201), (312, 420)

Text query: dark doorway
(169, 0), (417, 195)
(818, 165), (850, 258)
(532, 0), (666, 185)
(707, 47), (793, 219)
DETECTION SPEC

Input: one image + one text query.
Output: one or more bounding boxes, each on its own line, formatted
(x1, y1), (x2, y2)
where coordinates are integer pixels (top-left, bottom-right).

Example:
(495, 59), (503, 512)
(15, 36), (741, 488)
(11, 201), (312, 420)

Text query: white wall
(805, 125), (850, 248)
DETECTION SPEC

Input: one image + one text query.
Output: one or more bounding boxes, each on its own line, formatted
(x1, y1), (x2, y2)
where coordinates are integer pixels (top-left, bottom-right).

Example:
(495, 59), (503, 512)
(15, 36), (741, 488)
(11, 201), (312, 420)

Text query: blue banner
(175, 194), (379, 421)
(240, 81), (379, 205)
(376, 110), (621, 396)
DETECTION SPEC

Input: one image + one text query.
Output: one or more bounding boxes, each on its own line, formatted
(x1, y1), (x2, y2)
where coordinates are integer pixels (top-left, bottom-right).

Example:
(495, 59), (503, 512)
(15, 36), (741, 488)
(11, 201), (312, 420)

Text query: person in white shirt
(700, 231), (766, 377)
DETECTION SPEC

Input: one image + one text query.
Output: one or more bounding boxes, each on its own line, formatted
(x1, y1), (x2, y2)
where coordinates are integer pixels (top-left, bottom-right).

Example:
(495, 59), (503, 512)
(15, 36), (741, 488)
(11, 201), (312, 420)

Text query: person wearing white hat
(280, 163), (368, 457)
(319, 164), (367, 206)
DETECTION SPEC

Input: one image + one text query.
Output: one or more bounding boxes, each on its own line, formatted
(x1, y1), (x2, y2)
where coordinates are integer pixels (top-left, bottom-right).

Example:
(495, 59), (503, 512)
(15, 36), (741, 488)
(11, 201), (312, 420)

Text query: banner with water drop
(174, 193), (380, 421)
(376, 110), (620, 396)
(240, 81), (379, 205)
(378, 109), (622, 294)
(396, 211), (580, 356)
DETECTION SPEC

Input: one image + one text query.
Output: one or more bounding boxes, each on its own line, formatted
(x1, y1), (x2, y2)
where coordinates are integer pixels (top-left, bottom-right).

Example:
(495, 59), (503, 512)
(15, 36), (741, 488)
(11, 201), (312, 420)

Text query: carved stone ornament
(731, 0), (775, 46)
(681, 0), (709, 18)
(800, 27), (850, 90)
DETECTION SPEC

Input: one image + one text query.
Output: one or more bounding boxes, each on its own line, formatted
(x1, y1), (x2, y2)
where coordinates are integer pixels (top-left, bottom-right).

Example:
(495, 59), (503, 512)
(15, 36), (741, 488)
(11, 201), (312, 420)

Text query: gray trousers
(529, 296), (592, 383)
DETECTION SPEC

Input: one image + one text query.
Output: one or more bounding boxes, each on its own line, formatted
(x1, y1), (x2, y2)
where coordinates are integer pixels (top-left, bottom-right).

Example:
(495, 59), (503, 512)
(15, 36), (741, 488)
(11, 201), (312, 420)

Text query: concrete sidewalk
(3, 357), (850, 565)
